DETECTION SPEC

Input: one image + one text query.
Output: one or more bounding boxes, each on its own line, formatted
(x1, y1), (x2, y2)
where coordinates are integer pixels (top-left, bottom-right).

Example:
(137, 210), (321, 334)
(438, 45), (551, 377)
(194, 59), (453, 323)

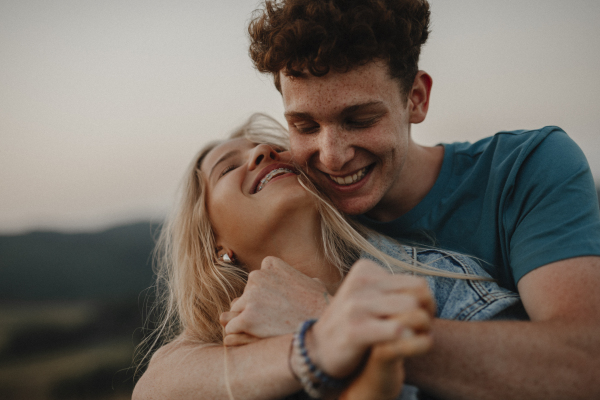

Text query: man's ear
(408, 71), (432, 124)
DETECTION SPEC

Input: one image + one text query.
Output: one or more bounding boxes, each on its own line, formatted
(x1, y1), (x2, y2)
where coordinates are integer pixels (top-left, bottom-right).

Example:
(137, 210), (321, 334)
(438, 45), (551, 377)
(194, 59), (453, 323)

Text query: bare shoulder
(518, 256), (600, 322)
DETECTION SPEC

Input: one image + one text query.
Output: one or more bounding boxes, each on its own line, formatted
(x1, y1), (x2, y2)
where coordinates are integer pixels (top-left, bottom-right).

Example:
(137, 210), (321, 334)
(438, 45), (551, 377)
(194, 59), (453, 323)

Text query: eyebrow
(284, 101), (385, 120)
(209, 149), (240, 180)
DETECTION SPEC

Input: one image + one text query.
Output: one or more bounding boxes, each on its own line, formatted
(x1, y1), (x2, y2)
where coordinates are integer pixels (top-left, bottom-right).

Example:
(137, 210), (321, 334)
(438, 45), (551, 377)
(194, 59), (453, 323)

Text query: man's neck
(366, 143), (445, 222)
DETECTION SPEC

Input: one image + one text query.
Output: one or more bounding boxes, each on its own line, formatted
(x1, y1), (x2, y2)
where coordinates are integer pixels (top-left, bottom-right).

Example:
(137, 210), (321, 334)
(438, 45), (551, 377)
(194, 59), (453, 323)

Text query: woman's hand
(221, 256), (332, 341)
(306, 259), (435, 379)
(339, 310), (434, 400)
(220, 298), (262, 346)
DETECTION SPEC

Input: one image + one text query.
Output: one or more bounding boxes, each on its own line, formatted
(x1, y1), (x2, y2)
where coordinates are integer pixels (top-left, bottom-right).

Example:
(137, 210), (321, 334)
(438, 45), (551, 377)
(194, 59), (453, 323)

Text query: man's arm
(405, 256), (600, 400)
(133, 334), (300, 400)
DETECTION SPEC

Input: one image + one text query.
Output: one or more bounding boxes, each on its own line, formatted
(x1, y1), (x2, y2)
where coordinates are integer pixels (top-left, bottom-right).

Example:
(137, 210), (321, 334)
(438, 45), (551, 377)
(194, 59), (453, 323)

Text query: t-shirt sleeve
(504, 128), (600, 283)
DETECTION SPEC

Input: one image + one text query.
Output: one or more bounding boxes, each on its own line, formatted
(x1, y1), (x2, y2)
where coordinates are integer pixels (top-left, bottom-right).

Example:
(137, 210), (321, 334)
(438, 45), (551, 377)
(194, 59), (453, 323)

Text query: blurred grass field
(0, 223), (157, 400)
(0, 301), (143, 400)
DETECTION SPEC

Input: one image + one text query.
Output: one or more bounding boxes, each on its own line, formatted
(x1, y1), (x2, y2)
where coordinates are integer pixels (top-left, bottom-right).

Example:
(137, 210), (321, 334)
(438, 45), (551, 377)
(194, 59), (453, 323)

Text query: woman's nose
(248, 144), (278, 170)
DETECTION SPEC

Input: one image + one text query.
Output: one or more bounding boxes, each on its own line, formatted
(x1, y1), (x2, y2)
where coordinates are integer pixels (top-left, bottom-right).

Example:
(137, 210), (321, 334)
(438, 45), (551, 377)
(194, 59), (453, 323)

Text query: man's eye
(348, 117), (378, 128)
(219, 165), (237, 178)
(294, 123), (319, 134)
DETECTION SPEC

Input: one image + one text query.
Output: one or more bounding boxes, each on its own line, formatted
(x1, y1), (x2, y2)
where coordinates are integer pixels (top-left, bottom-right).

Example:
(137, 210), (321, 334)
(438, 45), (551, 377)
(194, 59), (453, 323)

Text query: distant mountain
(1, 187), (599, 301)
(0, 222), (160, 301)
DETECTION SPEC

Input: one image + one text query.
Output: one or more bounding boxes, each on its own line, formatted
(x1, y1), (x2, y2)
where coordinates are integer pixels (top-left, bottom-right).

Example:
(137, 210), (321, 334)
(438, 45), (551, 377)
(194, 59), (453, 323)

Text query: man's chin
(330, 195), (377, 216)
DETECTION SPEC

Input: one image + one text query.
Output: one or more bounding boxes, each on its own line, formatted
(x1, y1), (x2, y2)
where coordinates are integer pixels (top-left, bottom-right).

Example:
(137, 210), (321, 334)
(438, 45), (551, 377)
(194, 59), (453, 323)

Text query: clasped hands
(219, 256), (435, 394)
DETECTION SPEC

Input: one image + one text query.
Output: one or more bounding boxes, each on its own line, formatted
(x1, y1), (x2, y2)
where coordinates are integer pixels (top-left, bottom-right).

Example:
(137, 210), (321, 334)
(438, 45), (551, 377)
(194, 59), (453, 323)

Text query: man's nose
(318, 127), (354, 172)
(248, 144), (278, 170)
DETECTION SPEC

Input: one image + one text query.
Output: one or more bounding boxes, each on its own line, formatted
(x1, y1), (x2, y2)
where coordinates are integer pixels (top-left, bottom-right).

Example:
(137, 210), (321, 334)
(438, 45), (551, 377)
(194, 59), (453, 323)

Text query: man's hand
(222, 256), (331, 342)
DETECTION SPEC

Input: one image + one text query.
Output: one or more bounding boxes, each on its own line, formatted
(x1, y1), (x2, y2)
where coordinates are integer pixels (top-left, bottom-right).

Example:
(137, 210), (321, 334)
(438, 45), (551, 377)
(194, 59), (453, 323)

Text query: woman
(136, 115), (525, 400)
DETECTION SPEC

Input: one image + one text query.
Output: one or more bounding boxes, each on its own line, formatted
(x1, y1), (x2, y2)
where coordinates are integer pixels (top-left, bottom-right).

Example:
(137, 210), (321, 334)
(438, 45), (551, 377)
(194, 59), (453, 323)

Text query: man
(134, 1), (600, 398)
(238, 0), (600, 396)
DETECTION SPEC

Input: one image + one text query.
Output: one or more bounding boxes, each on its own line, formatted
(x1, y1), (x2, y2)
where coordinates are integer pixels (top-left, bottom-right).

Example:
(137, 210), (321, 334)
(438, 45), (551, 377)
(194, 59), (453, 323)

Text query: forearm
(133, 334), (301, 400)
(405, 319), (600, 400)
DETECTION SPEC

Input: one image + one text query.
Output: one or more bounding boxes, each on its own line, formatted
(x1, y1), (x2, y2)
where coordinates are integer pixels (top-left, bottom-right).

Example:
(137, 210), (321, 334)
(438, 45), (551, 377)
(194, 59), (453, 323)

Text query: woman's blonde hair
(141, 113), (480, 364)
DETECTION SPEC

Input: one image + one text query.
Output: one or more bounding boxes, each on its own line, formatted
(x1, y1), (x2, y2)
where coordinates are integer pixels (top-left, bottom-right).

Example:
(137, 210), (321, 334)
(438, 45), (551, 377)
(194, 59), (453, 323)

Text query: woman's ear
(216, 246), (235, 264)
(408, 71), (432, 124)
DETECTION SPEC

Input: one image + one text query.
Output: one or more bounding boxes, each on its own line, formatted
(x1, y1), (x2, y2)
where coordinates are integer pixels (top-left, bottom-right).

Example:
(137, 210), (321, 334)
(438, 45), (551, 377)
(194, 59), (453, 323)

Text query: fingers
(219, 311), (240, 328)
(344, 260), (436, 317)
(394, 308), (432, 334)
(370, 310), (434, 361)
(224, 311), (251, 335)
(371, 332), (433, 362)
(227, 295), (246, 313)
(384, 334), (433, 358)
(260, 256), (296, 273)
(223, 333), (260, 347)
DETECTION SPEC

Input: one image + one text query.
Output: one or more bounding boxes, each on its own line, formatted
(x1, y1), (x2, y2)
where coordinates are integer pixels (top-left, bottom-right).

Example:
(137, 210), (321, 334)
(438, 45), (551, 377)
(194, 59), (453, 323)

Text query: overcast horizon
(1, 0), (599, 234)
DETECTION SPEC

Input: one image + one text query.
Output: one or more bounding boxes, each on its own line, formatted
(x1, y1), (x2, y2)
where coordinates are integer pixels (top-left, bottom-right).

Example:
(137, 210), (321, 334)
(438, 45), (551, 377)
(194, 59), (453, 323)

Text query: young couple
(134, 0), (600, 399)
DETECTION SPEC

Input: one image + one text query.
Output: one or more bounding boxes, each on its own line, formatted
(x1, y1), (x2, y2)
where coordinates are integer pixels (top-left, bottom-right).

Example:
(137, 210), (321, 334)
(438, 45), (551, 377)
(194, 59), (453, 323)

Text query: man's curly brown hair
(248, 0), (430, 97)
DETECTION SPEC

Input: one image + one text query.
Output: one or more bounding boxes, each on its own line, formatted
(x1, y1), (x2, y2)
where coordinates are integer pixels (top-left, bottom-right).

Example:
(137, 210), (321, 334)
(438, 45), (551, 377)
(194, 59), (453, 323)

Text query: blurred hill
(0, 222), (159, 301)
(0, 222), (160, 400)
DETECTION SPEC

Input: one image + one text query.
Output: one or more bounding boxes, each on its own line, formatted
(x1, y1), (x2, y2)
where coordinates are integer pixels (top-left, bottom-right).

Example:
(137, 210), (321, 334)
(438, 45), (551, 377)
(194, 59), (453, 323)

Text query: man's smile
(327, 165), (372, 186)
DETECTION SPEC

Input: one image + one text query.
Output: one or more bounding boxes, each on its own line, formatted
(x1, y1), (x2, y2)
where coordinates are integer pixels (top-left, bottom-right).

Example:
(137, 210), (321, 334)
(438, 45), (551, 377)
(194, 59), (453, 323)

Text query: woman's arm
(133, 333), (301, 400)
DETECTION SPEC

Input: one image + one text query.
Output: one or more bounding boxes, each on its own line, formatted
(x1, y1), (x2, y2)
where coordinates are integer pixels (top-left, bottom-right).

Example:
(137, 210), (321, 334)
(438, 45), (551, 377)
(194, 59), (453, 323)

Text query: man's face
(281, 61), (412, 216)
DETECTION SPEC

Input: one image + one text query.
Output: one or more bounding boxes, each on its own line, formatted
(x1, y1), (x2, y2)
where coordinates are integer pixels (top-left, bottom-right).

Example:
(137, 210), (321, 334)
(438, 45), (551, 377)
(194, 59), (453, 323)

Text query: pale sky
(1, 0), (599, 234)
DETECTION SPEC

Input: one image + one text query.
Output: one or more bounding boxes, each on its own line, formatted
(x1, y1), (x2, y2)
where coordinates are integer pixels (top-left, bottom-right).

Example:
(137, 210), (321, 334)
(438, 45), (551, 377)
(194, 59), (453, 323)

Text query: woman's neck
(246, 212), (343, 293)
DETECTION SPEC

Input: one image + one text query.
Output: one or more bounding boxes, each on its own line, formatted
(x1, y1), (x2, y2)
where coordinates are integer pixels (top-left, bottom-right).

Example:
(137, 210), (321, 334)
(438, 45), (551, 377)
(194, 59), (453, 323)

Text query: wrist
(290, 319), (352, 398)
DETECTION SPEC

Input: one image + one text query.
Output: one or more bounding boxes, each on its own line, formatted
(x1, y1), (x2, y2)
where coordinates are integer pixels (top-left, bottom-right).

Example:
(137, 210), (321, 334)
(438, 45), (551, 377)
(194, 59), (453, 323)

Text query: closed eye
(346, 116), (380, 129)
(293, 122), (319, 134)
(219, 164), (238, 178)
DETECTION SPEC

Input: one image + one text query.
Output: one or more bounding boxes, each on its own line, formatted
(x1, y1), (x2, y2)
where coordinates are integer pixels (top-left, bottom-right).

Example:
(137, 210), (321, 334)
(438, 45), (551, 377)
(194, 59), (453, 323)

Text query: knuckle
(261, 256), (278, 269)
(247, 270), (264, 284)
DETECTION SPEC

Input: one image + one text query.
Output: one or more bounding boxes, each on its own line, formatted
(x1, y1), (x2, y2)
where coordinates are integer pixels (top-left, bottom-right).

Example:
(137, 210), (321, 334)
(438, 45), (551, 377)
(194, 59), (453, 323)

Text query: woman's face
(201, 138), (319, 270)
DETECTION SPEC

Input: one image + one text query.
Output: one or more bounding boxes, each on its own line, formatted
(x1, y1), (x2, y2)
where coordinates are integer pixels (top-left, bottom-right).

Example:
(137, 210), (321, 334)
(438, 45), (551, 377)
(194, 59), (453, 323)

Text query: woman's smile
(201, 138), (319, 270)
(253, 163), (299, 194)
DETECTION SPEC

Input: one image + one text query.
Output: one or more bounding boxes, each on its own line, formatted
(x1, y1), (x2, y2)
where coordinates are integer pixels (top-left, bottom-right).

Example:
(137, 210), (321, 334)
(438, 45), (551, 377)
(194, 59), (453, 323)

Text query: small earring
(222, 253), (232, 263)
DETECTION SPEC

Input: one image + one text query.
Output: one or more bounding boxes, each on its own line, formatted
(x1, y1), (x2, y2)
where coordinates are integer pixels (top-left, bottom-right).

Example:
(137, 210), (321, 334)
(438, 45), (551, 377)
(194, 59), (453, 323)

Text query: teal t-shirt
(356, 126), (600, 292)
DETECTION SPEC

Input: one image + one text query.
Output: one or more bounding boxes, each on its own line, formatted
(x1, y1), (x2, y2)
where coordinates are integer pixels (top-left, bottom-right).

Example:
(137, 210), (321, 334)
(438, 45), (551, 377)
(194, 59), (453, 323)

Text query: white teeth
(256, 168), (295, 193)
(329, 167), (368, 186)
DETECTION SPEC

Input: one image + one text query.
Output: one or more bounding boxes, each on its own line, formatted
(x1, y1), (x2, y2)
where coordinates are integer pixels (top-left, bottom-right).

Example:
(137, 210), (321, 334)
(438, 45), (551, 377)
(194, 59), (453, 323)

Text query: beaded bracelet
(290, 319), (351, 398)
